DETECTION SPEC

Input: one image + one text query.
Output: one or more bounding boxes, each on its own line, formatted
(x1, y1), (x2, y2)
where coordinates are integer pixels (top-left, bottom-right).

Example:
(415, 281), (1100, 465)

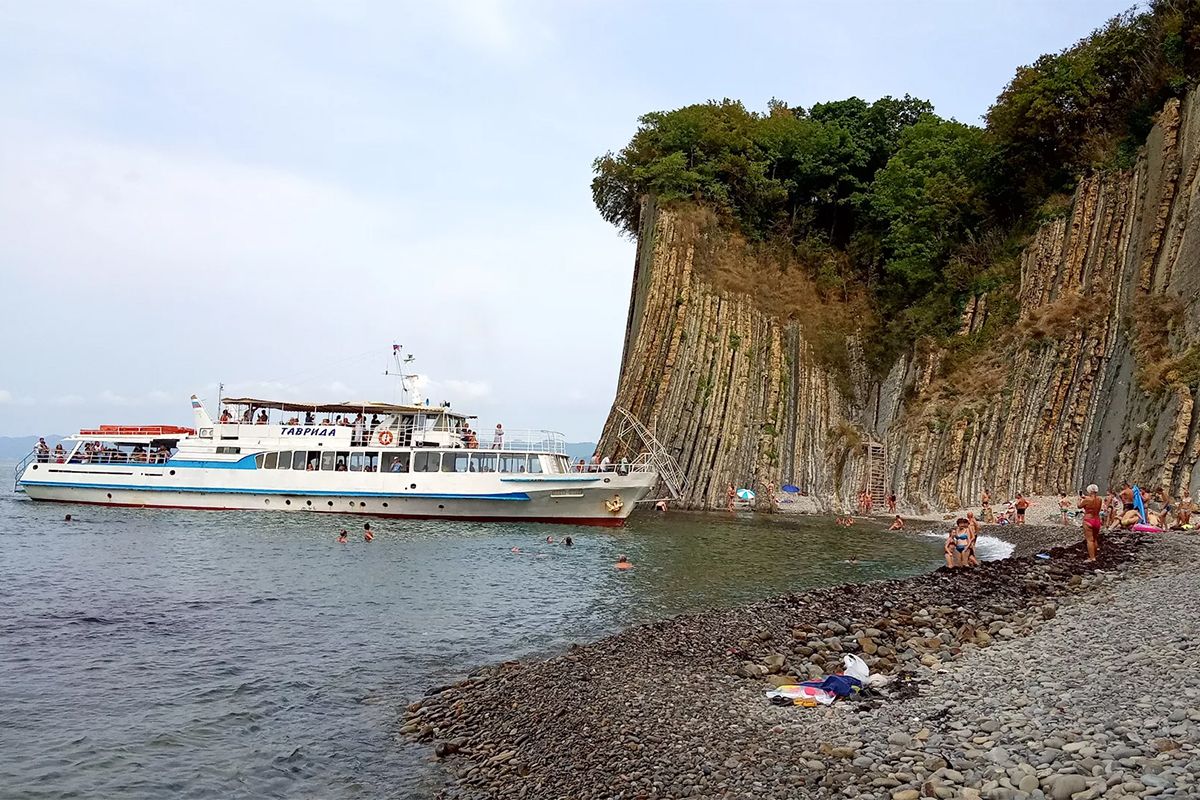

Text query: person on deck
(35, 437), (50, 462)
(1079, 484), (1103, 562)
(492, 424), (504, 449)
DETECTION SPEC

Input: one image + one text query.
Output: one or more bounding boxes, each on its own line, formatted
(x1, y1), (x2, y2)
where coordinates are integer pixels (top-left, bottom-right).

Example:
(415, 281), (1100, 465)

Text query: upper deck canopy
(219, 397), (470, 417)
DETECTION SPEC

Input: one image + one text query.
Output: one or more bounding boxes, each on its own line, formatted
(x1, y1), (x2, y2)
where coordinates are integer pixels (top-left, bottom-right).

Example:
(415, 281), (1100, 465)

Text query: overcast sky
(0, 0), (1132, 438)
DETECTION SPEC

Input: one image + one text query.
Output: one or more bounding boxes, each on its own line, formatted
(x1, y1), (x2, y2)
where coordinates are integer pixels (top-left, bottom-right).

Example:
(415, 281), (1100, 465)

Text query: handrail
(611, 407), (686, 499)
(13, 449), (37, 490)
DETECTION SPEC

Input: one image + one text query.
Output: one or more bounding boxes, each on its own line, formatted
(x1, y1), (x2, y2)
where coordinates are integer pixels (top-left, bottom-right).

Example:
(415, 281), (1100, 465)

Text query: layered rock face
(599, 94), (1200, 511)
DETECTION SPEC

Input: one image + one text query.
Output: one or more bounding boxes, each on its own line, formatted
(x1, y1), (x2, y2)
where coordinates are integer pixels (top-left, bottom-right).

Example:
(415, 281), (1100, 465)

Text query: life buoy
(605, 496), (624, 514)
(378, 431), (394, 446)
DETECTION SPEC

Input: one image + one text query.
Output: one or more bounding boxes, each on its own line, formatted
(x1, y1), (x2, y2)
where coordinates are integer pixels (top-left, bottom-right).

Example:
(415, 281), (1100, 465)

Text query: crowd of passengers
(217, 407), (513, 450)
(34, 437), (172, 464)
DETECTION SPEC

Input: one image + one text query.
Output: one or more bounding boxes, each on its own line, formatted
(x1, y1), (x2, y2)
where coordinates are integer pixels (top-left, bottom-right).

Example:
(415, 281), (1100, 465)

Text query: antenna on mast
(384, 343), (421, 405)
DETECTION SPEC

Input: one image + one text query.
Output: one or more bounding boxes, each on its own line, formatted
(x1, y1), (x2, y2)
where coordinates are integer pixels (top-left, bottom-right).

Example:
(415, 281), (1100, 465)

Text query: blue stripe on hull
(19, 480), (531, 501)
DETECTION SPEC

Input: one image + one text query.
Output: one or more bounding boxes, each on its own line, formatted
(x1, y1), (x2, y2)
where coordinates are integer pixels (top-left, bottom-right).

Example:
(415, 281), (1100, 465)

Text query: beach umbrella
(781, 484), (800, 494)
(736, 488), (756, 501)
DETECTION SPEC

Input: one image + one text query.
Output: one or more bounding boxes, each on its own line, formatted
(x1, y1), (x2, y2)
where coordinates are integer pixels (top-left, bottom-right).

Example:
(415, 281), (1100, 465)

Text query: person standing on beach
(1014, 493), (1030, 524)
(1179, 490), (1194, 527)
(887, 493), (897, 514)
(726, 483), (736, 512)
(1079, 484), (1103, 562)
(1058, 494), (1071, 525)
(965, 511), (981, 566)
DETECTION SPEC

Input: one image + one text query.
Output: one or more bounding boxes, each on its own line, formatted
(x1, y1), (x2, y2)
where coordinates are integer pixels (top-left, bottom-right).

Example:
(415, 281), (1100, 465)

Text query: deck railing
(212, 422), (569, 455)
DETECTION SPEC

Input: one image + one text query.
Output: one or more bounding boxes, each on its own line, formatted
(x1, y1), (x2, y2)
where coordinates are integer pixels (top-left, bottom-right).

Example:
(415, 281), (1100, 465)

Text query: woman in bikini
(945, 518), (970, 568)
(1079, 484), (1103, 562)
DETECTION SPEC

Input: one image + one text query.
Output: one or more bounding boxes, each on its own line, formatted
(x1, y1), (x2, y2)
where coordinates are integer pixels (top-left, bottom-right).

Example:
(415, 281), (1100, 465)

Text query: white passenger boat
(14, 380), (680, 527)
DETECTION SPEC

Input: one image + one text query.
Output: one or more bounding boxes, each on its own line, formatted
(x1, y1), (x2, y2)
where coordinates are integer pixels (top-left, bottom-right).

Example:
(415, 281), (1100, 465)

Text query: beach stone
(891, 790), (920, 800)
(1050, 774), (1086, 799)
(888, 732), (912, 747)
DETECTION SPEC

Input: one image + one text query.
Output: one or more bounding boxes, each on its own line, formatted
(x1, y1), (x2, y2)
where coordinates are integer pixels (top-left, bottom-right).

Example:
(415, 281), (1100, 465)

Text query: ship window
(334, 451), (350, 471)
(348, 452), (365, 472)
(320, 452), (336, 471)
(216, 446), (241, 454)
(413, 452), (438, 472)
(263, 452), (278, 469)
(469, 453), (496, 472)
(527, 456), (543, 474)
(442, 452), (469, 473)
(276, 451), (291, 470)
(293, 451), (308, 470)
(498, 453), (526, 473)
(307, 451), (321, 470)
(364, 452), (379, 472)
(255, 453), (266, 469)
(382, 452), (410, 473)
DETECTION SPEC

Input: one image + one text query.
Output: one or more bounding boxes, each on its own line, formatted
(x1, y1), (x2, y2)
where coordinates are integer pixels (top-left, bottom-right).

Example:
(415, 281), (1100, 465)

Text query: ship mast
(385, 344), (422, 406)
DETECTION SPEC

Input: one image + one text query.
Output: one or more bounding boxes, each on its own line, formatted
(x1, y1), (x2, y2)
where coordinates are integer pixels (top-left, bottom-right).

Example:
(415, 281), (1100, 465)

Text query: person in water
(615, 555), (632, 570)
(545, 535), (554, 544)
(563, 536), (573, 547)
(654, 499), (668, 512)
(888, 515), (904, 531)
(337, 530), (348, 544)
(1079, 483), (1103, 561)
(363, 523), (374, 542)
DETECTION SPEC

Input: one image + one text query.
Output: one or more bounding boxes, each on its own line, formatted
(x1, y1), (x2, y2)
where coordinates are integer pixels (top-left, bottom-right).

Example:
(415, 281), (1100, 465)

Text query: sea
(0, 472), (953, 799)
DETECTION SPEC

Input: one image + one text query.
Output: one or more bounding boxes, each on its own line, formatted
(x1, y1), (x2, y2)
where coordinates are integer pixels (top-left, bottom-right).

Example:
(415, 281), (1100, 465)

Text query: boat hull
(18, 466), (655, 527)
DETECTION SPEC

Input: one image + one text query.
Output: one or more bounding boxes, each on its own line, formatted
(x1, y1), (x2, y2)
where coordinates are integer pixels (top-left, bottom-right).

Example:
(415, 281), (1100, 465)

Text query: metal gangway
(612, 406), (686, 500)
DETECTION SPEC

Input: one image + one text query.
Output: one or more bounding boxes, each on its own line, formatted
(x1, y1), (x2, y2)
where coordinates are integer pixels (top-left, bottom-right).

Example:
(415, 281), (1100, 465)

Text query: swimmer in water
(363, 523), (374, 542)
(846, 556), (859, 565)
(615, 555), (632, 570)
(337, 530), (348, 544)
(64, 514), (72, 522)
(546, 535), (554, 544)
(655, 499), (668, 512)
(563, 536), (573, 547)
(511, 546), (521, 554)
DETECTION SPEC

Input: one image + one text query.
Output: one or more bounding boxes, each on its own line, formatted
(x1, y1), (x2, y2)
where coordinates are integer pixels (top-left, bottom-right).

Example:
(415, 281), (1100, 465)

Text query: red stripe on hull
(30, 497), (629, 527)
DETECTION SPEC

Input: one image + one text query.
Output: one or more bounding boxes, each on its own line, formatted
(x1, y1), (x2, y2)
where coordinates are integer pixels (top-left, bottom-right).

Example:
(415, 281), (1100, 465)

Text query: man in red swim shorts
(1079, 483), (1103, 562)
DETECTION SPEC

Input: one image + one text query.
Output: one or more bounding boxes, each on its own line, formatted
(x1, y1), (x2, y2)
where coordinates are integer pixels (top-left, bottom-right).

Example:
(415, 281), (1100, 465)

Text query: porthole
(438, 504), (444, 509)
(264, 499), (270, 505)
(359, 502), (366, 508)
(603, 478), (611, 483)
(285, 499), (291, 506)
(410, 483), (416, 490)
(349, 501), (355, 507)
(32, 464), (38, 470)
(382, 502), (389, 508)
(327, 501), (334, 507)
(169, 469), (176, 475)
(106, 493), (112, 499)
(306, 500), (312, 507)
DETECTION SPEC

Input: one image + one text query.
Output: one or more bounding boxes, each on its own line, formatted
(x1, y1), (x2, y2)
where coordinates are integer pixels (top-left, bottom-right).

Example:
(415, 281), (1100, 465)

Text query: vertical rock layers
(599, 93), (1200, 510)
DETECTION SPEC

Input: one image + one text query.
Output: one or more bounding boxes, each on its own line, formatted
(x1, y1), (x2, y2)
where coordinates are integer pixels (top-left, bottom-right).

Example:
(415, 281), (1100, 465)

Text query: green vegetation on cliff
(592, 0), (1200, 374)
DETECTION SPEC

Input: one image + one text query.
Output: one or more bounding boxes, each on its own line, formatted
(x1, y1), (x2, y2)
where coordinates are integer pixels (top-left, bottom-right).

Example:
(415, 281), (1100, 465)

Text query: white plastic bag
(843, 654), (870, 682)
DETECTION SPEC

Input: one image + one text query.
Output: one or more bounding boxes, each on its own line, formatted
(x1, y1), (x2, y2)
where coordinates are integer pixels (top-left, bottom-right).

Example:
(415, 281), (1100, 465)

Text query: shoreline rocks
(401, 529), (1198, 799)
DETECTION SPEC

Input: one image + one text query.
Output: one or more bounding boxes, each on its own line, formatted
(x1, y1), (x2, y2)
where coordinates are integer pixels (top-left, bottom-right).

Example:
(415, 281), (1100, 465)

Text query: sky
(0, 0), (1134, 438)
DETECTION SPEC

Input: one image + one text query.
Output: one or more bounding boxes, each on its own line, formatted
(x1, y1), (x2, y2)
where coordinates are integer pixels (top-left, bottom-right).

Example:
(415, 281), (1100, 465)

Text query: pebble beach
(403, 524), (1200, 799)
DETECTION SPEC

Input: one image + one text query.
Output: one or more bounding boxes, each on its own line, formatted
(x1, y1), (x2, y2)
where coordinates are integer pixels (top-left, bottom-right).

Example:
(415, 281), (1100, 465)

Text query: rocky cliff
(599, 93), (1200, 511)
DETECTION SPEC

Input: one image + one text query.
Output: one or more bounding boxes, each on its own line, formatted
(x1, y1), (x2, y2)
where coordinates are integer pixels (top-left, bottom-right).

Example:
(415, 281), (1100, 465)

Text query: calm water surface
(0, 473), (948, 799)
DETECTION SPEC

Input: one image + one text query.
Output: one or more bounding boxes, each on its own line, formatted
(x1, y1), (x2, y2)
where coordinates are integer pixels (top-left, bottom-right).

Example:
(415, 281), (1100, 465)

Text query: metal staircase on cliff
(612, 406), (686, 500)
(863, 440), (887, 507)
